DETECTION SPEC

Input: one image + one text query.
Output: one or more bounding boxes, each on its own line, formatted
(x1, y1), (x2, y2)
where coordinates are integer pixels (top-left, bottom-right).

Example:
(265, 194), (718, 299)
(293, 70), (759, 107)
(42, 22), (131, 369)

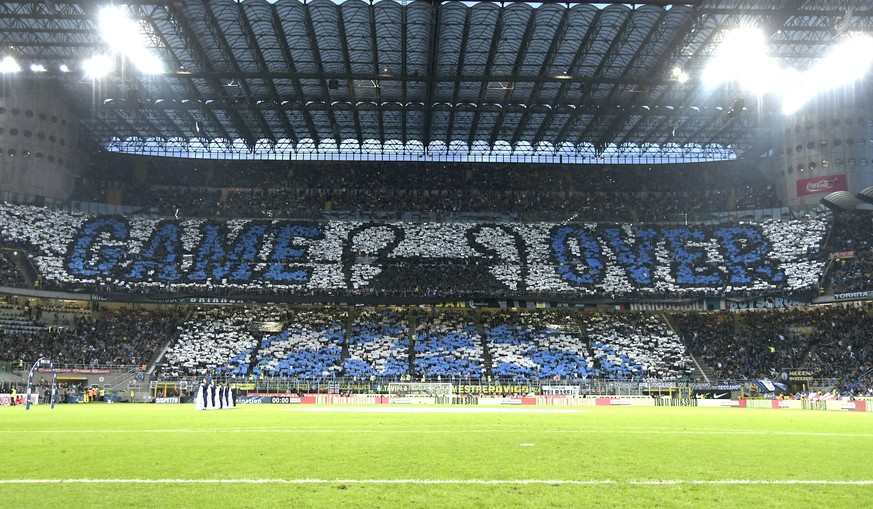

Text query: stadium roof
(2, 0), (871, 162)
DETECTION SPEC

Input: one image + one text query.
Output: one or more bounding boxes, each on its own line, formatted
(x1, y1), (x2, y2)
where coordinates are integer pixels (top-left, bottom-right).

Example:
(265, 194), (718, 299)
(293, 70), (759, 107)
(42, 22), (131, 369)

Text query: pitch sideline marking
(2, 428), (872, 438)
(0, 478), (872, 486)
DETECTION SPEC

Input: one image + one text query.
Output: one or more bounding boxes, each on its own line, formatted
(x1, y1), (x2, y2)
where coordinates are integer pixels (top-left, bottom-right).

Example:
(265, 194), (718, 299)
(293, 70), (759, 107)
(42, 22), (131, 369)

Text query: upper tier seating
(0, 203), (827, 300)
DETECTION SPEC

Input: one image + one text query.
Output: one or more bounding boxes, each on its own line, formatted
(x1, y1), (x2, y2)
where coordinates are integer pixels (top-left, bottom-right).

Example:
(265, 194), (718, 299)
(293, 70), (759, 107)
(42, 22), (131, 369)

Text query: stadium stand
(0, 124), (870, 396)
(669, 304), (873, 387)
(4, 156), (872, 394)
(161, 303), (873, 395)
(0, 296), (871, 396)
(0, 307), (183, 367)
(2, 1), (872, 413)
(482, 310), (596, 380)
(585, 313), (691, 380)
(161, 308), (690, 382)
(163, 307), (259, 378)
(250, 308), (346, 379)
(412, 311), (485, 380)
(821, 211), (873, 294)
(343, 308), (410, 378)
(0, 203), (827, 299)
(88, 160), (783, 221)
(0, 250), (29, 288)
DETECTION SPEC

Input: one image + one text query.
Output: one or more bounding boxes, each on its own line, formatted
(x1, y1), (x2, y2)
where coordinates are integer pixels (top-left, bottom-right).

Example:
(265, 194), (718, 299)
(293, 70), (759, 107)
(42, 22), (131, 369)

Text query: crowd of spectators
(70, 157), (783, 221)
(216, 188), (779, 222)
(828, 251), (873, 294)
(251, 308), (346, 379)
(0, 203), (827, 300)
(822, 211), (873, 294)
(0, 306), (186, 367)
(2, 300), (871, 393)
(0, 250), (28, 288)
(119, 186), (779, 222)
(163, 307), (261, 378)
(669, 303), (873, 393)
(162, 304), (873, 390)
(159, 306), (693, 382)
(343, 308), (410, 378)
(6, 156), (873, 391)
(412, 311), (485, 380)
(482, 309), (596, 380)
(585, 312), (691, 380)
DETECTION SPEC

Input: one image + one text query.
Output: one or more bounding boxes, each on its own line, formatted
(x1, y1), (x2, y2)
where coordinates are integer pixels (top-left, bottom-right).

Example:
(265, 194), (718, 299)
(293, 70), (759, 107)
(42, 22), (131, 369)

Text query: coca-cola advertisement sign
(796, 174), (847, 196)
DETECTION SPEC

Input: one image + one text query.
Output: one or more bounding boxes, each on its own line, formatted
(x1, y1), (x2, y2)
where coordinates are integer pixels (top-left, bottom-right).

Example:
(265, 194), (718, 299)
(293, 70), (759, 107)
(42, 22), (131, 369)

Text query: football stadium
(1, 0), (873, 507)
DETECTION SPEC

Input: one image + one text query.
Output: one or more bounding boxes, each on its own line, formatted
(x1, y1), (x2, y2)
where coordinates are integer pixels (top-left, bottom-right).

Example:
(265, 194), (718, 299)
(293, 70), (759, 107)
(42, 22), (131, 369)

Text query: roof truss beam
(237, 2), (296, 143)
(270, 3), (319, 143)
(510, 7), (571, 147)
(488, 9), (538, 149)
(201, 3), (270, 147)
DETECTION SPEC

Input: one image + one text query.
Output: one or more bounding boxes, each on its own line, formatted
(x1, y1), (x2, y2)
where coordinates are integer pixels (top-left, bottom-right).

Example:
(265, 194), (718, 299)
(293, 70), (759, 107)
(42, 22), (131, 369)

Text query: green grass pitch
(1, 404), (872, 508)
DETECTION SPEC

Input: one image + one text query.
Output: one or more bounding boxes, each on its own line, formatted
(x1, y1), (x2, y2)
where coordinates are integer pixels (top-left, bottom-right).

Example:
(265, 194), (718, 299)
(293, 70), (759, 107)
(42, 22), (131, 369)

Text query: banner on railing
(693, 390), (733, 399)
(542, 385), (580, 396)
(780, 368), (818, 382)
(726, 295), (809, 309)
(834, 290), (873, 301)
(629, 300), (707, 311)
(236, 393), (314, 404)
(828, 250), (855, 260)
(0, 394), (38, 406)
(37, 368), (112, 374)
(456, 384), (532, 395)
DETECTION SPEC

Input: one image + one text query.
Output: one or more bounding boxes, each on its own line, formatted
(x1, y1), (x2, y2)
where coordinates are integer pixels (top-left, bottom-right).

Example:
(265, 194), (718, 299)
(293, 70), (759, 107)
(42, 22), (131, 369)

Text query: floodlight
(0, 56), (21, 73)
(83, 55), (113, 79)
(99, 6), (135, 49)
(98, 6), (165, 75)
(703, 28), (780, 95)
(30, 63), (47, 73)
(59, 64), (70, 73)
(781, 35), (873, 114)
(817, 35), (873, 84)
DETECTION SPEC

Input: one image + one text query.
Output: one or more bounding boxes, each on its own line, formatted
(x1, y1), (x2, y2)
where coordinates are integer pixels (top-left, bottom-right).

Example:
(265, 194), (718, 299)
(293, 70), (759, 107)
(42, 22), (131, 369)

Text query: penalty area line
(0, 479), (872, 486)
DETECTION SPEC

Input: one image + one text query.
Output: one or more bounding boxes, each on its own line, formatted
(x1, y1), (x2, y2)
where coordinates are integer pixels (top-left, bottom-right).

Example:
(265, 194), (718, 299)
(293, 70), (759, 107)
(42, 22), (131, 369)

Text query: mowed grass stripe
(1, 478), (873, 485)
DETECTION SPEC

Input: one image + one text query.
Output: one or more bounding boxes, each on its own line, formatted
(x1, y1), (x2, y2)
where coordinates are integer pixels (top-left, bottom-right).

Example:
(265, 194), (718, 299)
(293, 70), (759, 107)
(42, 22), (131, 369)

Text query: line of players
(194, 380), (236, 410)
